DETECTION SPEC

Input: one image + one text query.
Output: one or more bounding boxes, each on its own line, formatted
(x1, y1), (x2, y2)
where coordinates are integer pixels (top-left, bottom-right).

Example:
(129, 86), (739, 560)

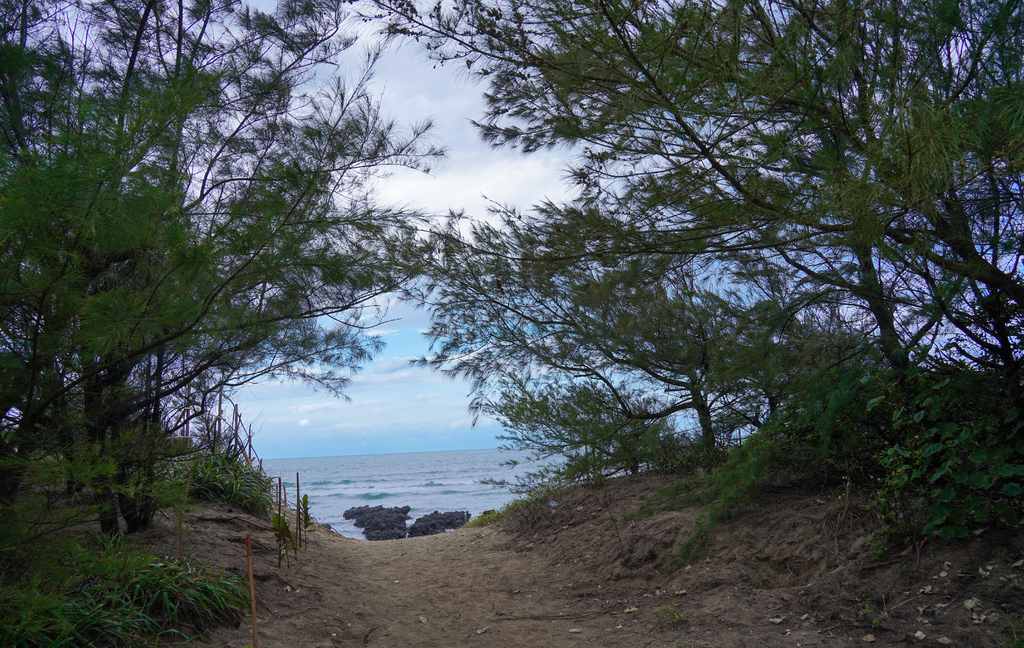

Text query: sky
(236, 29), (575, 459)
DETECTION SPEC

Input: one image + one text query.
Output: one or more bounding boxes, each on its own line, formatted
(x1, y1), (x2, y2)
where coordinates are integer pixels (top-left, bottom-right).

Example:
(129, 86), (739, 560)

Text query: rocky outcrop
(342, 505), (472, 540)
(343, 505), (411, 541)
(408, 511), (471, 537)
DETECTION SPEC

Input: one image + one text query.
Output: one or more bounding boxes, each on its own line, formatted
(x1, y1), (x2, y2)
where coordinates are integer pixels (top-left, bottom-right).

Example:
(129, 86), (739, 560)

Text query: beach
(127, 476), (1021, 648)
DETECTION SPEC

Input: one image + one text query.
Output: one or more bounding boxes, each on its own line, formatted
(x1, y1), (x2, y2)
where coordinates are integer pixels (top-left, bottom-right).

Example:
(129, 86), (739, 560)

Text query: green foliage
(0, 0), (439, 536)
(300, 494), (315, 535)
(177, 451), (273, 518)
(655, 604), (687, 627)
(463, 509), (501, 527)
(488, 378), (684, 484)
(1003, 614), (1024, 648)
(663, 430), (789, 565)
(377, 0), (1024, 525)
(0, 540), (245, 647)
(272, 512), (295, 565)
(873, 371), (1024, 539)
(468, 483), (573, 535)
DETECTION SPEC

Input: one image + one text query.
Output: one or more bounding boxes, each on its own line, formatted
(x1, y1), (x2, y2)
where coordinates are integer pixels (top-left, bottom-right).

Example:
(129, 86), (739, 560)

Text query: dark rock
(343, 505), (411, 541)
(408, 510), (471, 537)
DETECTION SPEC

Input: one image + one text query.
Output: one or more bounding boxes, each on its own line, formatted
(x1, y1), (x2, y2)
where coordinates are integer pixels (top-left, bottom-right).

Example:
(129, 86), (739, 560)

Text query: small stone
(862, 634), (876, 642)
(624, 607), (639, 613)
(978, 567), (991, 578)
(780, 592), (793, 601)
(915, 631), (927, 640)
(936, 637), (954, 645)
(419, 617), (427, 623)
(675, 590), (687, 595)
(939, 571), (948, 577)
(769, 618), (785, 624)
(569, 628), (583, 633)
(964, 598), (982, 610)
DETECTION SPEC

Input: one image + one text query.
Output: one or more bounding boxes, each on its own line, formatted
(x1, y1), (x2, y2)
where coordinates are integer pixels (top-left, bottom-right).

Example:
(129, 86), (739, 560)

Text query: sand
(128, 476), (1023, 648)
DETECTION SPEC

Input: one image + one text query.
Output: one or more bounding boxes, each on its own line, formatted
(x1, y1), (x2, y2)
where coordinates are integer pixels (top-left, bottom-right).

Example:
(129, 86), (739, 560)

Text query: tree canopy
(0, 0), (441, 534)
(374, 0), (1024, 524)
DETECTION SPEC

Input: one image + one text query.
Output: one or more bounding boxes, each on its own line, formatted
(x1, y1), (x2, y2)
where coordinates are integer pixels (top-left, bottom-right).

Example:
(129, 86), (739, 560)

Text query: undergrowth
(0, 447), (269, 646)
(176, 451), (273, 517)
(660, 430), (791, 568)
(0, 540), (245, 647)
(465, 483), (572, 534)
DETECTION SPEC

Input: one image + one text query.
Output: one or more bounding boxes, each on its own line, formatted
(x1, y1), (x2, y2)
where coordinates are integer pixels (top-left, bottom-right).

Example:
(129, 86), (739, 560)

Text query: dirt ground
(129, 476), (1024, 648)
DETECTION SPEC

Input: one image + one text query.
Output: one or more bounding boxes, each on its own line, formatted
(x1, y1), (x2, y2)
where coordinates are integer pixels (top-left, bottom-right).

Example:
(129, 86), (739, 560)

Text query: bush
(872, 370), (1024, 539)
(0, 540), (245, 647)
(176, 451), (273, 518)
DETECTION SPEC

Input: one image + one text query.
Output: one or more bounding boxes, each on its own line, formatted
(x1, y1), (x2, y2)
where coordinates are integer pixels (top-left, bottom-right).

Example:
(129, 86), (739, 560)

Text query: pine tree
(0, 0), (442, 533)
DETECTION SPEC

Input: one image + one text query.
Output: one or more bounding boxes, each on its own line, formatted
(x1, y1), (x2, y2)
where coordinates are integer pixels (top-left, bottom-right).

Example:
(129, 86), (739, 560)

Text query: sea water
(263, 448), (530, 539)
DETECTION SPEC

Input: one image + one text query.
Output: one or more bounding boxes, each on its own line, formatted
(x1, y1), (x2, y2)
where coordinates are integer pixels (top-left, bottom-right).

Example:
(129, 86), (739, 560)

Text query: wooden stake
(175, 521), (183, 562)
(246, 533), (259, 648)
(277, 478), (283, 569)
(295, 472), (302, 551)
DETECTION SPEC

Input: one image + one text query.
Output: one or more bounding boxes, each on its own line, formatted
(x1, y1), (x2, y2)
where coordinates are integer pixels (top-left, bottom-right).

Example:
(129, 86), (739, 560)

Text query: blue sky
(237, 37), (573, 459)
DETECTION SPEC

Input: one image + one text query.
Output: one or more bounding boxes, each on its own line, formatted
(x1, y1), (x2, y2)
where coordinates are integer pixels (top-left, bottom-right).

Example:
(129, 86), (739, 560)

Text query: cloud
(290, 399), (383, 414)
(370, 358), (415, 374)
(232, 34), (569, 459)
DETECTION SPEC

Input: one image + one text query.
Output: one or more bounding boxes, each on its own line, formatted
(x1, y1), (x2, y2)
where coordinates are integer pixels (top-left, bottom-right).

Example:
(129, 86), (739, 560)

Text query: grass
(1004, 615), (1024, 648)
(654, 604), (688, 628)
(464, 483), (572, 531)
(0, 541), (246, 647)
(0, 448), (269, 646)
(176, 451), (273, 517)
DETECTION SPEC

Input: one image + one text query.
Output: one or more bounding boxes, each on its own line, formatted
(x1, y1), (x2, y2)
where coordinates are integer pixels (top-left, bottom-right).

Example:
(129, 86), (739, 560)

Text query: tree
(375, 0), (1024, 513)
(488, 376), (677, 484)
(0, 0), (441, 534)
(373, 0), (1024, 383)
(414, 205), (861, 460)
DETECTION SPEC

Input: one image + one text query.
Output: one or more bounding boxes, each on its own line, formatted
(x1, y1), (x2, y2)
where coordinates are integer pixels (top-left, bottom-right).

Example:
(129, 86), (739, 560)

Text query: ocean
(262, 448), (531, 539)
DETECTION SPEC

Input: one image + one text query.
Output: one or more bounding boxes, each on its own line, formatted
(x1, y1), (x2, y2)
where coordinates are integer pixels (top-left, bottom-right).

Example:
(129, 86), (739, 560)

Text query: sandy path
(185, 515), (652, 648)
(142, 481), (1019, 648)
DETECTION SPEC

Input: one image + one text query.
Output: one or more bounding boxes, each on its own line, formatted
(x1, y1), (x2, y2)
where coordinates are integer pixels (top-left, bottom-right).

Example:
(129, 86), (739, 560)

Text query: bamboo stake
(175, 521), (183, 563)
(246, 533), (259, 648)
(277, 478), (283, 569)
(294, 472), (301, 551)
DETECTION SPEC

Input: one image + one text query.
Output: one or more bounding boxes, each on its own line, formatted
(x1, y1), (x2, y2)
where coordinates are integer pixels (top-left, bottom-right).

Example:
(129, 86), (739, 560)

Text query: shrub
(872, 370), (1024, 539)
(176, 451), (273, 518)
(0, 540), (245, 647)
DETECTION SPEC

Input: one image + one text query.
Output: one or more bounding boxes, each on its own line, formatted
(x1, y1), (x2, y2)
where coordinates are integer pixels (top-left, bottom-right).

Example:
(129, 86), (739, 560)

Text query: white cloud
(370, 358), (415, 374)
(290, 399), (383, 414)
(232, 32), (569, 459)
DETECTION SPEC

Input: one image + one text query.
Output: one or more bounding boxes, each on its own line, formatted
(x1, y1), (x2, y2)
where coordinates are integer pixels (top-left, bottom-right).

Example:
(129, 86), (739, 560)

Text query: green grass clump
(177, 451), (273, 517)
(0, 541), (246, 647)
(662, 430), (789, 568)
(464, 484), (571, 531)
(464, 510), (502, 527)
